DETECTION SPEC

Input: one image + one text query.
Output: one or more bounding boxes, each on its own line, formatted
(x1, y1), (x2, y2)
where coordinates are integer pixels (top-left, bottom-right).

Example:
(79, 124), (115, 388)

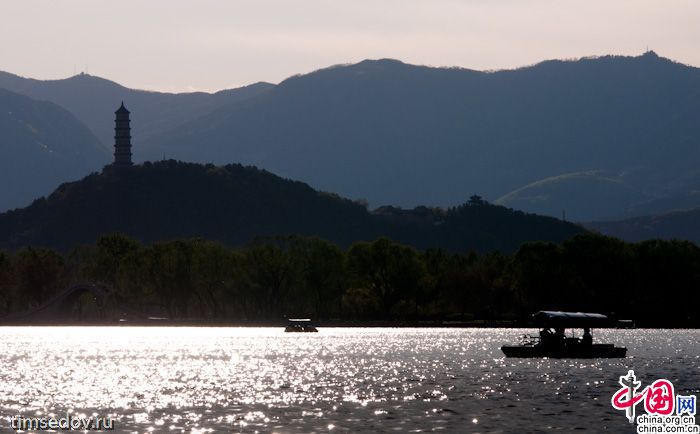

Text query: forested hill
(0, 161), (584, 252)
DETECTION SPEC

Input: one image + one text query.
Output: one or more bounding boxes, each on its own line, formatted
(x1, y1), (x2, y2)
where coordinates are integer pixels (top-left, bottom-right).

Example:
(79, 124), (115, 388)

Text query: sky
(1, 0), (698, 93)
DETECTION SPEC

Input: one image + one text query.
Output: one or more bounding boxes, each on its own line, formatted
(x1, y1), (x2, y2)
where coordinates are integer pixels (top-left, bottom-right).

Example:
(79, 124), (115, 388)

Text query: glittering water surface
(0, 327), (698, 433)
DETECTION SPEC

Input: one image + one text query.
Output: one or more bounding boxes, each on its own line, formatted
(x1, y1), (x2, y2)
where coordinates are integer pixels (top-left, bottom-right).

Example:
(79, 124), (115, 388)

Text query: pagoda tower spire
(113, 102), (133, 167)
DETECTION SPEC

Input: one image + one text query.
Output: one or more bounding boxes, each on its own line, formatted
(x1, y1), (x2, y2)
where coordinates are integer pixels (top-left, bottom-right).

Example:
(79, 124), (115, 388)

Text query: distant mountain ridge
(0, 71), (274, 157)
(136, 52), (700, 221)
(0, 161), (584, 252)
(494, 171), (651, 221)
(3, 52), (700, 223)
(588, 206), (700, 243)
(0, 87), (108, 211)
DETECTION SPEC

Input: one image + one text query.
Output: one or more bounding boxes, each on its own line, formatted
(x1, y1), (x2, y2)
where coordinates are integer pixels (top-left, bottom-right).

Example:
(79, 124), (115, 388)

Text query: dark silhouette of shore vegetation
(0, 233), (698, 327)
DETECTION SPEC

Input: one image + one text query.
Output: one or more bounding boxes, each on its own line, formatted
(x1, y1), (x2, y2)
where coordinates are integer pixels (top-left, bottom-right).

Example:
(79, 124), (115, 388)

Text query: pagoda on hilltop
(112, 102), (133, 167)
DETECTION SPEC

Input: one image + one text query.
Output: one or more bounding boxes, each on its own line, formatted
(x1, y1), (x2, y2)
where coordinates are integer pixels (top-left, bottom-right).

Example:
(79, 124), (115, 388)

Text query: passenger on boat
(554, 328), (566, 348)
(539, 328), (554, 346)
(581, 327), (592, 347)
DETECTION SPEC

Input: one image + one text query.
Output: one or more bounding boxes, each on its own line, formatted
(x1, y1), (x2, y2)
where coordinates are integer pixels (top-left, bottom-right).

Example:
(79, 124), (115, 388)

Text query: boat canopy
(533, 311), (610, 328)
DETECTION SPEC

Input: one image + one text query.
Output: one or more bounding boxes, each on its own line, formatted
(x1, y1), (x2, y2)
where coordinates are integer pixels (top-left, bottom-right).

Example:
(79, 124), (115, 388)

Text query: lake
(0, 327), (698, 433)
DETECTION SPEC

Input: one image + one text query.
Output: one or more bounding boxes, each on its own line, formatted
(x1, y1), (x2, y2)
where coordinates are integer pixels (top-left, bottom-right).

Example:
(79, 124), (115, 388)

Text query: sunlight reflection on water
(0, 327), (698, 433)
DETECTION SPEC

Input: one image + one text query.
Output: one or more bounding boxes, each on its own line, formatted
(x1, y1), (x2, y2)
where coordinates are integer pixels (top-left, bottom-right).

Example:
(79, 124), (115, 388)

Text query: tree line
(0, 233), (698, 326)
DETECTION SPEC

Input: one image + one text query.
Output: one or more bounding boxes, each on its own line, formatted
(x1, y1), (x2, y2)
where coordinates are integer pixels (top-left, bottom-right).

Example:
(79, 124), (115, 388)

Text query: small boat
(617, 319), (636, 329)
(501, 311), (627, 358)
(284, 318), (318, 333)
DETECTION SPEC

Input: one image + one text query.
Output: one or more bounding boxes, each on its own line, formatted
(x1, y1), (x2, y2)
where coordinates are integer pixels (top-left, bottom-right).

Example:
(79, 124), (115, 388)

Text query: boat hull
(501, 344), (626, 358)
(284, 326), (318, 332)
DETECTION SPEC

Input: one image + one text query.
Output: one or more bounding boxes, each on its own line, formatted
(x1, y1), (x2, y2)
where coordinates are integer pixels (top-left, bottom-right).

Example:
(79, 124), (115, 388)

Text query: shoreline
(0, 319), (695, 329)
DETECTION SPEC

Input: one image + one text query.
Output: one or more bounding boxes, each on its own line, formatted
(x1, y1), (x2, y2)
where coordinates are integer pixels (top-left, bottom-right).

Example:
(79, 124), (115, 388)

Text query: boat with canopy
(284, 318), (318, 332)
(501, 311), (627, 358)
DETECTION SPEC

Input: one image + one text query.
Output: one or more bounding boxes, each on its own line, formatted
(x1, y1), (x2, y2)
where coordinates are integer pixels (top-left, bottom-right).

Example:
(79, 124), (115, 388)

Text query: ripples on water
(0, 327), (698, 433)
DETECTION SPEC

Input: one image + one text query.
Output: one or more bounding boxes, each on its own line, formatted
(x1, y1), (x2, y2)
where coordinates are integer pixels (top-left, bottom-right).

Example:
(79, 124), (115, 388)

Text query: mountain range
(0, 70), (273, 157)
(137, 52), (700, 222)
(0, 88), (108, 210)
(2, 52), (700, 230)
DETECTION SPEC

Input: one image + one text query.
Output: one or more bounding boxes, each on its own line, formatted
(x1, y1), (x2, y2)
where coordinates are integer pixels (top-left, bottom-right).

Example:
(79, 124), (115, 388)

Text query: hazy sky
(1, 0), (698, 92)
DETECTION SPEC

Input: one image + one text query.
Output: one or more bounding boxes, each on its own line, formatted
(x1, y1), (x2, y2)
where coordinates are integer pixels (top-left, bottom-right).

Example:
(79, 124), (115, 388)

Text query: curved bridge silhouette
(1, 282), (144, 324)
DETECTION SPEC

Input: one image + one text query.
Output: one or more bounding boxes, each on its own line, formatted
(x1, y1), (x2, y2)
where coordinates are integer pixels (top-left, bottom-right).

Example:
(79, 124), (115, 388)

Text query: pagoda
(112, 102), (133, 167)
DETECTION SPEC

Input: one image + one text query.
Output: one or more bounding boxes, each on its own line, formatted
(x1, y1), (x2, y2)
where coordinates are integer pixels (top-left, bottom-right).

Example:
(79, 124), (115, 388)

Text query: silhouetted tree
(0, 251), (11, 314)
(11, 248), (66, 307)
(560, 233), (633, 313)
(85, 233), (142, 285)
(149, 240), (196, 318)
(634, 239), (700, 325)
(509, 241), (567, 314)
(291, 237), (346, 319)
(347, 238), (426, 319)
(191, 240), (238, 319)
(242, 237), (302, 319)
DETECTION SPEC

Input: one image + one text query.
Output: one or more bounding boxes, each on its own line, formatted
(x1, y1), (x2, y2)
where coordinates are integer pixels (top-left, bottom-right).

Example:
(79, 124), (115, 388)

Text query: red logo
(644, 380), (675, 415)
(612, 370), (675, 423)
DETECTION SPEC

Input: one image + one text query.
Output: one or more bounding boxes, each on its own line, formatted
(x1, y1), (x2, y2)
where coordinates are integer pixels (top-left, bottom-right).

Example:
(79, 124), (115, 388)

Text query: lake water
(0, 327), (698, 433)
